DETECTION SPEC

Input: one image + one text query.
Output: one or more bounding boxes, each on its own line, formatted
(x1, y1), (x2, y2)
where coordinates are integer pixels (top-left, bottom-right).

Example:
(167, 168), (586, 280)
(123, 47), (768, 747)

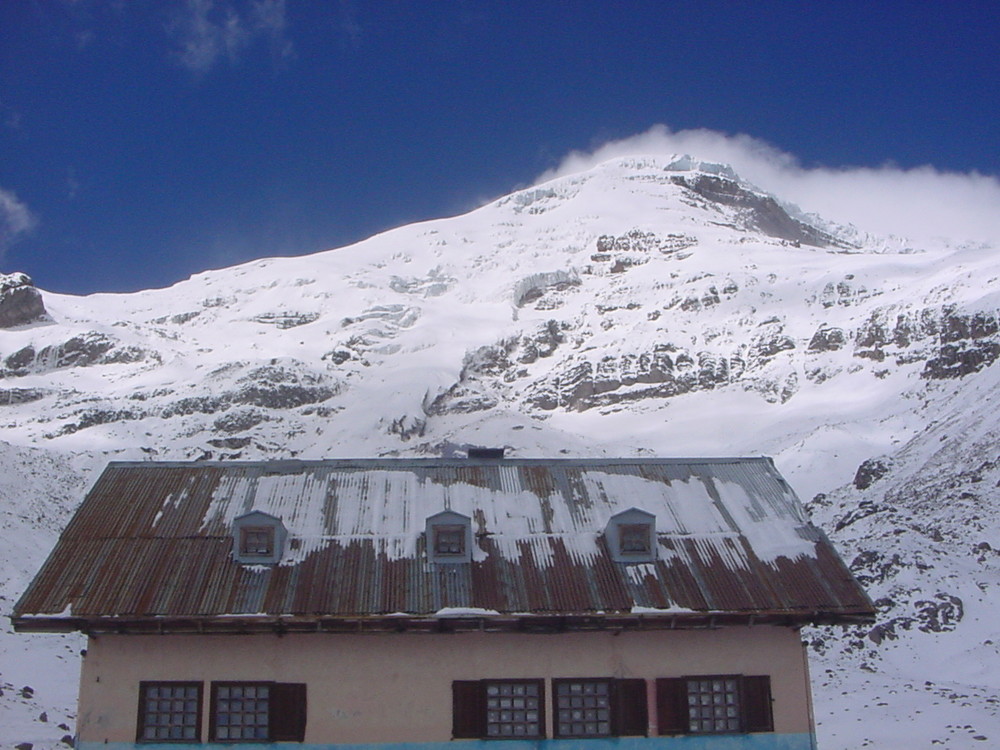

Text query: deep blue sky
(2, 1), (998, 295)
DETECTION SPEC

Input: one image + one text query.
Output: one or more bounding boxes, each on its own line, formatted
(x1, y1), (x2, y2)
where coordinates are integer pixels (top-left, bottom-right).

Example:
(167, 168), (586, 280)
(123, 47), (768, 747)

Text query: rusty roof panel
(13, 457), (874, 626)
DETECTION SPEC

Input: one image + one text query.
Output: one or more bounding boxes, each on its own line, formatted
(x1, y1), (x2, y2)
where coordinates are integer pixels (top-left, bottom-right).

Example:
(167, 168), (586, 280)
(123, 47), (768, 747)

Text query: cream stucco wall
(77, 626), (813, 744)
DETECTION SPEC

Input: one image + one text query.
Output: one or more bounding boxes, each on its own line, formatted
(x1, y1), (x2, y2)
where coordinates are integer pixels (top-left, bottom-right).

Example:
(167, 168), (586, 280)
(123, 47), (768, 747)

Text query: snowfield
(1, 154), (999, 748)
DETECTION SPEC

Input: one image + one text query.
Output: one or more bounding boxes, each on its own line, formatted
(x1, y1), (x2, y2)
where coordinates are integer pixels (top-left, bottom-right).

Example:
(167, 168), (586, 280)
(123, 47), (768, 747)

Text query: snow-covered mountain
(2, 154), (998, 749)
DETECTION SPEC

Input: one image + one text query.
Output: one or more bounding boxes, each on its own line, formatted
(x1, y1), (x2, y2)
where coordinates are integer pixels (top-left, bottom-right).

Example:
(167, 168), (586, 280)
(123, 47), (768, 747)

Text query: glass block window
(484, 680), (542, 738)
(619, 523), (652, 554)
(555, 679), (612, 737)
(240, 526), (274, 556)
(434, 525), (465, 555)
(213, 683), (270, 741)
(686, 677), (741, 733)
(138, 682), (201, 742)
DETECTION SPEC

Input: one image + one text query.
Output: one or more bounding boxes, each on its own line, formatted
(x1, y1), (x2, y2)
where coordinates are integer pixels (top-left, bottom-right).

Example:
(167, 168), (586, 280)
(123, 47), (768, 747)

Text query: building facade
(14, 456), (874, 750)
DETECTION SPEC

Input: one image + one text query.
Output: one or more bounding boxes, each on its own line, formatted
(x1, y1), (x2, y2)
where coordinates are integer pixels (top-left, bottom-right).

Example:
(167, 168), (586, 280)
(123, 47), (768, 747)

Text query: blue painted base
(82, 736), (815, 750)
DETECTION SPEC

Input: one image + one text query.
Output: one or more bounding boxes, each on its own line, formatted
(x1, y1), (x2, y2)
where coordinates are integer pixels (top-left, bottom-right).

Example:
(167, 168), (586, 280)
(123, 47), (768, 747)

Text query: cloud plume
(537, 126), (1000, 245)
(170, 0), (293, 75)
(0, 187), (37, 261)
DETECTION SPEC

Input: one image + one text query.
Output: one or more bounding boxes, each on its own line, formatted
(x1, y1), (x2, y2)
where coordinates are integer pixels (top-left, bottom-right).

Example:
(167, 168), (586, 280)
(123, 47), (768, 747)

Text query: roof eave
(12, 609), (876, 635)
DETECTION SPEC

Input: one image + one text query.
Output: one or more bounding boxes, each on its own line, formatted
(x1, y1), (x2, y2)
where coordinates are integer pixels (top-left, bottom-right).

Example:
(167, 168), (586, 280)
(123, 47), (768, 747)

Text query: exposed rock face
(854, 458), (892, 490)
(596, 229), (697, 258)
(809, 325), (847, 352)
(213, 408), (268, 434)
(670, 174), (850, 248)
(520, 344), (741, 412)
(250, 312), (320, 329)
(161, 361), (338, 418)
(923, 341), (1000, 380)
(849, 304), (1000, 378)
(0, 273), (47, 328)
(0, 388), (48, 405)
(2, 332), (151, 377)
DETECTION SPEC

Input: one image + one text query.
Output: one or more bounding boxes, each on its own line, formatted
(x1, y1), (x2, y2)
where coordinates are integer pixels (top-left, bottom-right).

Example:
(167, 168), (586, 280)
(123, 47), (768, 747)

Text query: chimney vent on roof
(468, 447), (505, 460)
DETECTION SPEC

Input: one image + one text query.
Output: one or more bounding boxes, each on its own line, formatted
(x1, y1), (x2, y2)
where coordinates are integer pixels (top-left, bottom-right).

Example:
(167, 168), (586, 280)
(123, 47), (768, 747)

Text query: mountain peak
(519, 152), (851, 250)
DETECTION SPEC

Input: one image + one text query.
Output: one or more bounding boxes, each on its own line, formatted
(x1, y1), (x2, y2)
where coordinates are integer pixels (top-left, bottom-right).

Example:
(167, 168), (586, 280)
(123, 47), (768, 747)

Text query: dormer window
(232, 511), (287, 565)
(241, 526), (275, 556)
(434, 525), (466, 556)
(619, 523), (652, 554)
(426, 510), (473, 564)
(605, 508), (657, 563)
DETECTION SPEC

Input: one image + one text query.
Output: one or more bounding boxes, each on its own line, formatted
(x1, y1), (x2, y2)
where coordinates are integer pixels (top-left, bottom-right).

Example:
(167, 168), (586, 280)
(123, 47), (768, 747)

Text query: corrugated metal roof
(12, 457), (874, 630)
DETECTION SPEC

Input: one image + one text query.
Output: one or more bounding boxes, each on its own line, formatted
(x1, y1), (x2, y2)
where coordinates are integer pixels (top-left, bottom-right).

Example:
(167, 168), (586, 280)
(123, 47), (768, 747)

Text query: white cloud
(537, 125), (1000, 245)
(170, 0), (292, 75)
(0, 187), (37, 260)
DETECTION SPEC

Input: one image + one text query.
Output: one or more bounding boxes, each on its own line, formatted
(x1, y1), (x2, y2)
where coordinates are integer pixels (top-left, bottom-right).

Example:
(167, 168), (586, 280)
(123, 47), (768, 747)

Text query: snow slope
(2, 154), (999, 748)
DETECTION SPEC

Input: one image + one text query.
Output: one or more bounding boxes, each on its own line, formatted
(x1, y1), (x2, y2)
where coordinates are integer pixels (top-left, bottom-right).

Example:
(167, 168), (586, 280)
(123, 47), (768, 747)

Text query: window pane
(434, 525), (465, 555)
(484, 681), (542, 739)
(555, 681), (612, 737)
(241, 526), (274, 555)
(138, 683), (200, 744)
(685, 677), (742, 734)
(213, 683), (270, 742)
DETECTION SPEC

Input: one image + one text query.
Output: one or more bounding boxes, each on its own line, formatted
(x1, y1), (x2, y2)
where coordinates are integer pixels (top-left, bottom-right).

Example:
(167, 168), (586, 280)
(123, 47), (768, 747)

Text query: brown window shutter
(612, 679), (648, 736)
(452, 681), (484, 739)
(270, 683), (307, 741)
(655, 678), (688, 735)
(742, 675), (774, 733)
(208, 683), (220, 741)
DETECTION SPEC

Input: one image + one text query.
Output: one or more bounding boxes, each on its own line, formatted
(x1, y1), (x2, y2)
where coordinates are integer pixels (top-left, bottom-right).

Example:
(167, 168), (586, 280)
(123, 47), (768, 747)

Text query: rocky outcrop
(923, 342), (1000, 380)
(590, 230), (697, 274)
(0, 273), (47, 328)
(429, 314), (805, 415)
(234, 364), (338, 409)
(56, 407), (143, 436)
(0, 387), (49, 406)
(151, 310), (202, 325)
(2, 332), (152, 377)
(854, 458), (892, 490)
(250, 312), (320, 329)
(670, 174), (849, 248)
(516, 320), (566, 364)
(809, 325), (847, 352)
(596, 229), (698, 257)
(750, 320), (795, 363)
(817, 276), (872, 308)
(161, 361), (338, 419)
(524, 345), (738, 411)
(851, 304), (1000, 378)
(213, 407), (268, 434)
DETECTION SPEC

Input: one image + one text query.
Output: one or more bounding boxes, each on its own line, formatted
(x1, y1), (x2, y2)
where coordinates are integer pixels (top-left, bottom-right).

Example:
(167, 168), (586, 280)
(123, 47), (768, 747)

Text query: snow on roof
(12, 457), (874, 626)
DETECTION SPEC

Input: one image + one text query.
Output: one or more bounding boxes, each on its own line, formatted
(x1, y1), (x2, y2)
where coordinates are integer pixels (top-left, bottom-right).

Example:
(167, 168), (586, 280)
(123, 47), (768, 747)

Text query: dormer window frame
(618, 523), (653, 555)
(425, 510), (473, 564)
(605, 508), (657, 563)
(433, 524), (467, 557)
(232, 511), (287, 566)
(240, 525), (276, 557)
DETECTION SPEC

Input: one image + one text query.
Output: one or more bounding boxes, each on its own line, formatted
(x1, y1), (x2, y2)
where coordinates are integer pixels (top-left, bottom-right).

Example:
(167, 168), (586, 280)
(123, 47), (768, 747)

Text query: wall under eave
(77, 625), (816, 749)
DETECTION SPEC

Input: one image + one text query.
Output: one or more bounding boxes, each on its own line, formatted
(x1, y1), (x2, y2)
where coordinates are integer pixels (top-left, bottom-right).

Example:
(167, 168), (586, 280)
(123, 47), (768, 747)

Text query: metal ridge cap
(104, 456), (774, 470)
